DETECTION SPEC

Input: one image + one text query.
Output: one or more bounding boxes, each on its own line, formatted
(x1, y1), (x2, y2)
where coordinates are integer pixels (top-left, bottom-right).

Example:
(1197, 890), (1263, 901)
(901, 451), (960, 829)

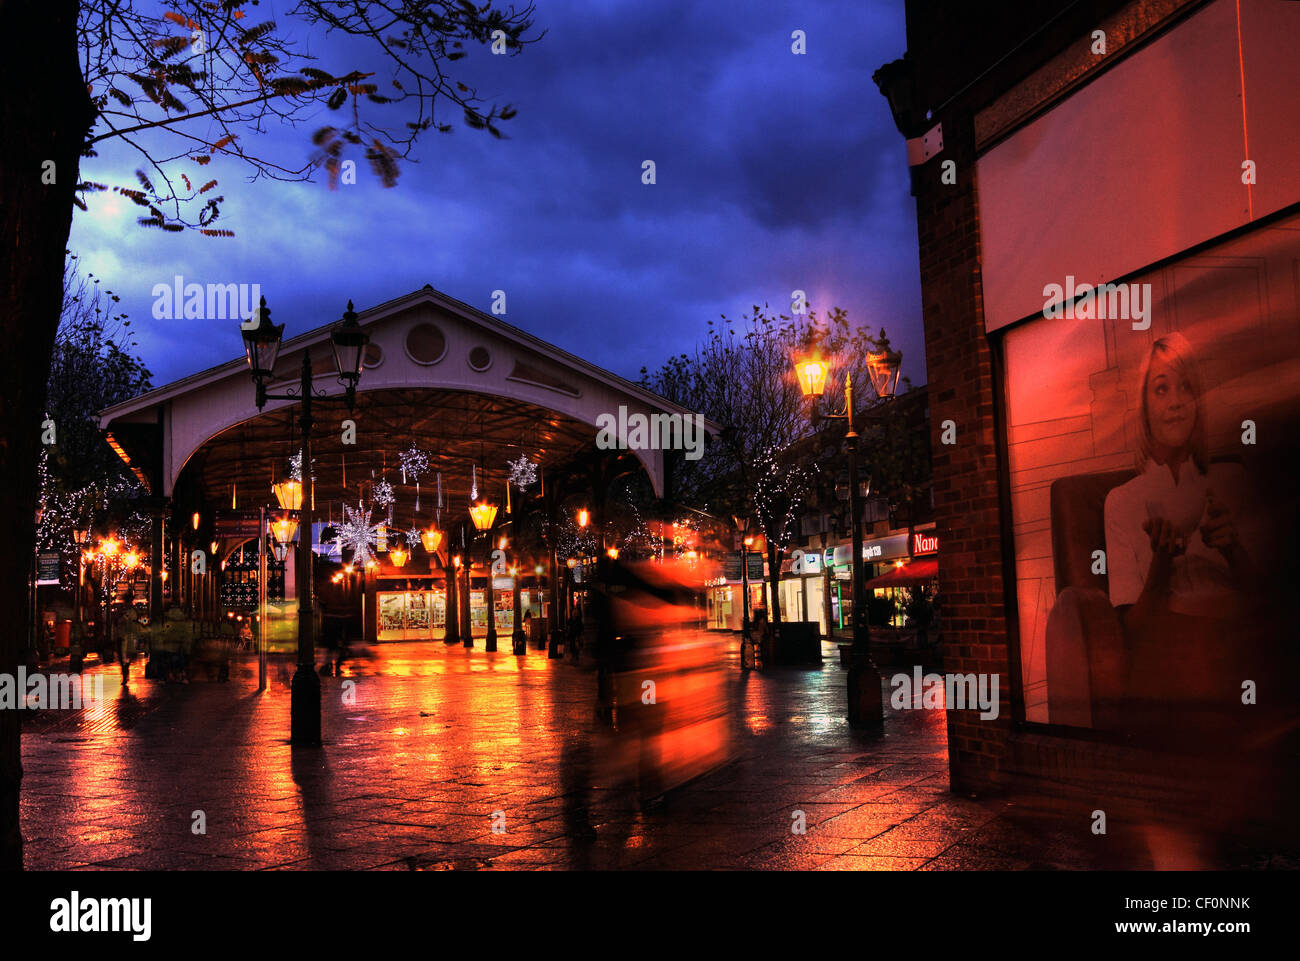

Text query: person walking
(117, 593), (137, 686)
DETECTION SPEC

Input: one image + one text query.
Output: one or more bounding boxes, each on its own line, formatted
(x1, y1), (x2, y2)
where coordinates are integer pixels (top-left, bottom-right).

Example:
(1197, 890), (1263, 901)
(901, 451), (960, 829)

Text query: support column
(443, 555), (459, 644)
(459, 558), (472, 647)
(149, 499), (166, 623)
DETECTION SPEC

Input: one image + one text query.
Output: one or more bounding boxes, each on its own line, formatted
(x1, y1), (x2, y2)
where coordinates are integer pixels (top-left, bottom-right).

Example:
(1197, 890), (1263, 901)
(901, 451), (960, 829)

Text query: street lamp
(72, 527), (90, 666)
(270, 516), (298, 564)
(420, 525), (443, 554)
(795, 344), (901, 727)
(742, 533), (754, 663)
(90, 534), (136, 664)
(576, 508), (589, 529)
(469, 500), (498, 533)
(272, 478), (303, 511)
(240, 296), (369, 746)
(469, 498), (498, 650)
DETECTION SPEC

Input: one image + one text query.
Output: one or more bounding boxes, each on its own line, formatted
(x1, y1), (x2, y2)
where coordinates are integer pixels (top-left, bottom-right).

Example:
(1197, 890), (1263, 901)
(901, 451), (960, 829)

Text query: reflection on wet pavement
(19, 638), (1274, 870)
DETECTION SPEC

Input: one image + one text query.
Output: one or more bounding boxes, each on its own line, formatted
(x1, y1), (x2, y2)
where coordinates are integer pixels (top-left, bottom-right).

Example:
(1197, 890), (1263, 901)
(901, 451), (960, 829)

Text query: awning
(865, 557), (938, 588)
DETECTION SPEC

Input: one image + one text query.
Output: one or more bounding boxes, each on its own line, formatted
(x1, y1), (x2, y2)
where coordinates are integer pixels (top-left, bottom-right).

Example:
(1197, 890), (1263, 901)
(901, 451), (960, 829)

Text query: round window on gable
(363, 343), (384, 369)
(468, 346), (492, 372)
(405, 323), (447, 365)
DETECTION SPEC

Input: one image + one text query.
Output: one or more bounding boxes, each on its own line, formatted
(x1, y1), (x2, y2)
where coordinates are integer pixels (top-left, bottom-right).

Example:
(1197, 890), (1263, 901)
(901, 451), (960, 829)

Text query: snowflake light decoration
(508, 454), (538, 491)
(398, 445), (429, 485)
(335, 502), (381, 567)
(372, 478), (396, 523)
(404, 527), (423, 549)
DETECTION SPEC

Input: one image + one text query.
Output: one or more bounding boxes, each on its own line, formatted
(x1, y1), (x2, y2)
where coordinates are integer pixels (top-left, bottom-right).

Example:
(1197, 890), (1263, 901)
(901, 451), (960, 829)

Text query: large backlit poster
(1003, 213), (1300, 745)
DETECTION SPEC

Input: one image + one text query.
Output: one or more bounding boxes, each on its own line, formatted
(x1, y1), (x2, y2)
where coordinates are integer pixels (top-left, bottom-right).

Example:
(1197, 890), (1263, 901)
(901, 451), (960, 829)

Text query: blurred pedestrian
(567, 603), (584, 658)
(117, 593), (137, 686)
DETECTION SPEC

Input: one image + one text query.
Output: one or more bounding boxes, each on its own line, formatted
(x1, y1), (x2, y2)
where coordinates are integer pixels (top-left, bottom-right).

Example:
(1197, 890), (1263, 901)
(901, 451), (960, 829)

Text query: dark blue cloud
(71, 0), (924, 393)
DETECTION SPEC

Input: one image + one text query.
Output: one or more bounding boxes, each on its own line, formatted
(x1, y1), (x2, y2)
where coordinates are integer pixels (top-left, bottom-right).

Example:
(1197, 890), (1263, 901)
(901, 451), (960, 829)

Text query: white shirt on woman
(1103, 459), (1247, 618)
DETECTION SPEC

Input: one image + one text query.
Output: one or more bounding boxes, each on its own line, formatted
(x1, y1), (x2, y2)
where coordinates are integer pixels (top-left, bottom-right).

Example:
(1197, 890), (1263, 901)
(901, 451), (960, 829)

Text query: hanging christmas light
(334, 502), (381, 568)
(399, 444), (429, 511)
(507, 453), (538, 491)
(372, 478), (396, 523)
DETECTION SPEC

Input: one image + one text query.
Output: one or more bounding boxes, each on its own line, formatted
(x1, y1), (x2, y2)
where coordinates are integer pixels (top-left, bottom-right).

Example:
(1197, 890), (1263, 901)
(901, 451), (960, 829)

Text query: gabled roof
(99, 284), (716, 430)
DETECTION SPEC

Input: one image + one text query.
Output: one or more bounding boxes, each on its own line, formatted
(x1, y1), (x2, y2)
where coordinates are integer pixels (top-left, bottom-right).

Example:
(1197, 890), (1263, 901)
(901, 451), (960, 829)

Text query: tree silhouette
(0, 0), (540, 870)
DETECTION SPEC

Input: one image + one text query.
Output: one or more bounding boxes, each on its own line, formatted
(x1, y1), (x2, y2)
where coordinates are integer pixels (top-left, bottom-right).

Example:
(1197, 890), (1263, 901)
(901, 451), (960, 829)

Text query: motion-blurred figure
(591, 555), (731, 806)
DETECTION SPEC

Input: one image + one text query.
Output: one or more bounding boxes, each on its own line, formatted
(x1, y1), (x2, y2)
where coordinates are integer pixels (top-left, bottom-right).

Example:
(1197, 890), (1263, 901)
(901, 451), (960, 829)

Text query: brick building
(878, 0), (1300, 845)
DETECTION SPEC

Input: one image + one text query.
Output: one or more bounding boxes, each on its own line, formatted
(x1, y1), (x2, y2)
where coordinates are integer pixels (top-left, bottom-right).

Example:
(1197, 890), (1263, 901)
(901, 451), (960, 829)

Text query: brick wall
(911, 113), (1012, 793)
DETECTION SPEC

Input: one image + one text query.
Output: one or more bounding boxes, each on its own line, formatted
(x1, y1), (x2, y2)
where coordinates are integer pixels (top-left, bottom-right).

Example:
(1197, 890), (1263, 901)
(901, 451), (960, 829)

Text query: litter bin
(54, 619), (71, 652)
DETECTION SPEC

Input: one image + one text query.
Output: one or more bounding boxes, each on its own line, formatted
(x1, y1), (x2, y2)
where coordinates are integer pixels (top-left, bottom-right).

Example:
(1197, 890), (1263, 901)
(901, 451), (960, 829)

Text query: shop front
(373, 572), (543, 641)
(818, 529), (939, 631)
(706, 552), (765, 631)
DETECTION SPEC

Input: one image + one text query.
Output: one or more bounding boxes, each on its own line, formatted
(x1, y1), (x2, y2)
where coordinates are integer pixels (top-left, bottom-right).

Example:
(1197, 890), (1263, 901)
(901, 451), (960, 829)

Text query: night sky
(71, 0), (923, 392)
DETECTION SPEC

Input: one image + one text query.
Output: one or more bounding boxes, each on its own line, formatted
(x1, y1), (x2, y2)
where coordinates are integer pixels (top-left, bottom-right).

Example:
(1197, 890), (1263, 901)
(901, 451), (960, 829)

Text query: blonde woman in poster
(1103, 332), (1258, 747)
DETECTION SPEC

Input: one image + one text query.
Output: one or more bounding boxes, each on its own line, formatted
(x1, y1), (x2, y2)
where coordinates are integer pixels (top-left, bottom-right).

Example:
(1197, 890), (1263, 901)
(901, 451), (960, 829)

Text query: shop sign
(831, 533), (910, 567)
(912, 531), (939, 556)
(788, 548), (823, 575)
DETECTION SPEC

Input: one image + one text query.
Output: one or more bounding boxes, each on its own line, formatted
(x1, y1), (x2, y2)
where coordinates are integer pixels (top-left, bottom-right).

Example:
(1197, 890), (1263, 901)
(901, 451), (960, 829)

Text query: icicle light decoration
(399, 445), (429, 512)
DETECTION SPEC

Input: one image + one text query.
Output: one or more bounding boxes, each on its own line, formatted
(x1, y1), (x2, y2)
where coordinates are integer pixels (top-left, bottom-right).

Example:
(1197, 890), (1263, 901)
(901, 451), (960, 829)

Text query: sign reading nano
(912, 532), (939, 556)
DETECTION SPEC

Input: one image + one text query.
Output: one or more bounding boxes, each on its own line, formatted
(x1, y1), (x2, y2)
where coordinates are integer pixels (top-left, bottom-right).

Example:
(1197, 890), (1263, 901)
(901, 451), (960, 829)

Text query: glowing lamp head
(453, 555), (462, 568)
(390, 546), (409, 568)
(566, 557), (577, 569)
(576, 508), (590, 528)
(469, 500), (498, 532)
(606, 547), (620, 560)
(271, 516), (299, 548)
(272, 478), (303, 511)
(796, 358), (829, 398)
(420, 526), (443, 553)
(191, 512), (201, 531)
(100, 538), (120, 558)
(865, 345), (903, 399)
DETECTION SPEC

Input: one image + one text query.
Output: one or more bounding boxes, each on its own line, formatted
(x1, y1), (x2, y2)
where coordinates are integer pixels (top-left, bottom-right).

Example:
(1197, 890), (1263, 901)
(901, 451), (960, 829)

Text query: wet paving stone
(16, 638), (1263, 870)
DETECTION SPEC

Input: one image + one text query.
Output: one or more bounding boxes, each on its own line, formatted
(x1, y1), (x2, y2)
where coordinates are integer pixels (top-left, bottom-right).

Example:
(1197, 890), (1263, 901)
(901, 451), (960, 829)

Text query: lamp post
(87, 534), (135, 665)
(72, 527), (90, 669)
(469, 498), (498, 651)
(241, 297), (368, 746)
(795, 344), (901, 727)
